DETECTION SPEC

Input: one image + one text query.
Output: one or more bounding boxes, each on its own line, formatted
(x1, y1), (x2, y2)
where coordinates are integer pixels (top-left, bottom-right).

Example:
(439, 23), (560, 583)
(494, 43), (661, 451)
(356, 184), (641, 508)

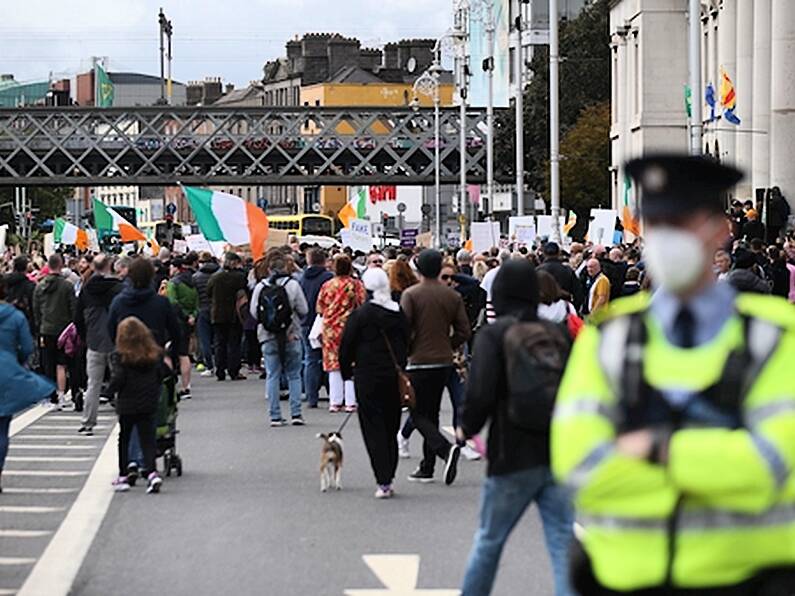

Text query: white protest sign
(186, 233), (212, 253)
(536, 215), (566, 240)
(350, 219), (372, 236)
(181, 225), (192, 238)
(470, 221), (500, 253)
(340, 229), (374, 253)
(508, 216), (536, 246)
(173, 239), (189, 254)
(587, 209), (618, 246)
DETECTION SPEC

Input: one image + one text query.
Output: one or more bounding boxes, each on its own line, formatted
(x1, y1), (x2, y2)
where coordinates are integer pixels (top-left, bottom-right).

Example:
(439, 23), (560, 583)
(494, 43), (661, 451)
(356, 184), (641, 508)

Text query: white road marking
(0, 589), (18, 595)
(14, 435), (101, 440)
(5, 457), (93, 463)
(9, 445), (97, 450)
(1, 488), (78, 495)
(28, 425), (108, 431)
(0, 506), (65, 514)
(18, 424), (120, 596)
(345, 555), (461, 596)
(9, 405), (49, 437)
(0, 558), (36, 566)
(0, 530), (52, 538)
(2, 471), (87, 477)
(45, 416), (113, 422)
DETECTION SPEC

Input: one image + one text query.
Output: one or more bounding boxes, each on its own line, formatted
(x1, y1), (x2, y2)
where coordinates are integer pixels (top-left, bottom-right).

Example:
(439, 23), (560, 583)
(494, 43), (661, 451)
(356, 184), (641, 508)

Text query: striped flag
(92, 199), (146, 242)
(182, 186), (269, 260)
(53, 218), (89, 250)
(563, 211), (577, 235)
(622, 175), (641, 238)
(339, 186), (368, 229)
(720, 67), (741, 126)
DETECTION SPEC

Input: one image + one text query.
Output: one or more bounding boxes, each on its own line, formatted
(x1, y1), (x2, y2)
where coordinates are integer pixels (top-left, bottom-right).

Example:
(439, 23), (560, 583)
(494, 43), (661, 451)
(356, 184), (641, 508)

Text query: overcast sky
(2, 0), (452, 86)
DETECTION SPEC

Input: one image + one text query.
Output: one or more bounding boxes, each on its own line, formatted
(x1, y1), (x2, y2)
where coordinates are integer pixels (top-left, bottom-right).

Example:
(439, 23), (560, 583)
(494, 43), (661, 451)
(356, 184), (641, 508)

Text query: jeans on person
(0, 415), (11, 475)
(82, 350), (110, 429)
(301, 328), (323, 407)
(263, 338), (303, 421)
(118, 413), (156, 476)
(408, 367), (452, 474)
(461, 466), (575, 596)
(196, 311), (214, 370)
(401, 366), (465, 440)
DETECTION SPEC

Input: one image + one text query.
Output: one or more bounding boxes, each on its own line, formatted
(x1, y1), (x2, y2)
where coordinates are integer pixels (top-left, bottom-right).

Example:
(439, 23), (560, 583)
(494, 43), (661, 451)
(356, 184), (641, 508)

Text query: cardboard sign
(470, 221), (500, 253)
(265, 228), (290, 250)
(340, 229), (374, 253)
(173, 239), (188, 254)
(416, 231), (433, 248)
(186, 233), (212, 253)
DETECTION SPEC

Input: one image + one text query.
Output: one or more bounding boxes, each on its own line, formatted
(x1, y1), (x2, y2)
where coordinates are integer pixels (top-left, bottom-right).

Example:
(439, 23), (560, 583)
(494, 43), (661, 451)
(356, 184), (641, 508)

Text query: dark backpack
(503, 319), (571, 433)
(256, 278), (293, 335)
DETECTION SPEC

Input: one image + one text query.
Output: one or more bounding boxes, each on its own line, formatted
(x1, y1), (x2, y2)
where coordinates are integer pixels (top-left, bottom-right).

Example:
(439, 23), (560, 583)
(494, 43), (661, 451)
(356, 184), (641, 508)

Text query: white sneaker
(397, 432), (411, 459)
(461, 445), (481, 461)
(200, 369), (215, 378)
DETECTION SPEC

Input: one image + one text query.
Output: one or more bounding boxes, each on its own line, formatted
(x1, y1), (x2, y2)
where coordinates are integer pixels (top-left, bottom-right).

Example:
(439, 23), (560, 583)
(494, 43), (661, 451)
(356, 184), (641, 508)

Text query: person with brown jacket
(400, 249), (471, 485)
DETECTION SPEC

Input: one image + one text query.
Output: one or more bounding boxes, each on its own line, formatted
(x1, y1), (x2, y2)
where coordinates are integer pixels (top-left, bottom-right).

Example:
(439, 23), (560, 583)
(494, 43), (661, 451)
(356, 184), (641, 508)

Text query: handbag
(380, 329), (416, 410)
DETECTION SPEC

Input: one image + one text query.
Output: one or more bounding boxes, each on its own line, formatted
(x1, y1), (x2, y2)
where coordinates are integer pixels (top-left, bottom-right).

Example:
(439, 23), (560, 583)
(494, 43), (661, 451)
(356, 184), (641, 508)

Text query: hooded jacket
(107, 286), (181, 350)
(193, 261), (220, 314)
(462, 260), (556, 476)
(5, 271), (35, 327)
(250, 273), (309, 343)
(206, 267), (247, 324)
(727, 268), (771, 295)
(33, 273), (76, 337)
(299, 265), (333, 330)
(74, 273), (123, 353)
(167, 268), (199, 319)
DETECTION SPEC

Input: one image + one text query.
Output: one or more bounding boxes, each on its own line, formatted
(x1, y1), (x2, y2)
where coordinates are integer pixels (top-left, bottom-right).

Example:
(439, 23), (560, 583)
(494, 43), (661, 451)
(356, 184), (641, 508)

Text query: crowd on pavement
(0, 154), (795, 594)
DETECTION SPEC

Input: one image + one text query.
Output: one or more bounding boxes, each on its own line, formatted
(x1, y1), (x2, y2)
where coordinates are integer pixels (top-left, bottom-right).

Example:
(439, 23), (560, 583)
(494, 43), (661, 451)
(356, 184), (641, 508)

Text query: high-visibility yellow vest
(551, 291), (795, 591)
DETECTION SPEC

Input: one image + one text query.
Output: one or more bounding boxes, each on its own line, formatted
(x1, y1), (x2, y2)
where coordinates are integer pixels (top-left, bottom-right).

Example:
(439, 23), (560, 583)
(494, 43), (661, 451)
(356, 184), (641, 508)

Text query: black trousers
(571, 540), (795, 596)
(408, 367), (452, 475)
(244, 329), (261, 367)
(118, 413), (156, 476)
(213, 321), (242, 379)
(356, 374), (402, 486)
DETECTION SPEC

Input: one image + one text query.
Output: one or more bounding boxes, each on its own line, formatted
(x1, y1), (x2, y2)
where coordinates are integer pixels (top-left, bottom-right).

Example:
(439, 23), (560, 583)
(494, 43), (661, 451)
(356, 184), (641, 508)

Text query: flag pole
(688, 0), (703, 155)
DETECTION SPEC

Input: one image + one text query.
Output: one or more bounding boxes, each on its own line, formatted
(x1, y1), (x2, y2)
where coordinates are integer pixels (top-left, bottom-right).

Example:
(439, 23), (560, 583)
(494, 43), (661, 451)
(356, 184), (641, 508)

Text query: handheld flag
(684, 84), (692, 118)
(705, 82), (717, 122)
(92, 198), (146, 242)
(182, 186), (269, 260)
(53, 218), (89, 250)
(339, 186), (368, 229)
(621, 175), (641, 238)
(95, 64), (114, 108)
(720, 67), (741, 126)
(563, 211), (577, 235)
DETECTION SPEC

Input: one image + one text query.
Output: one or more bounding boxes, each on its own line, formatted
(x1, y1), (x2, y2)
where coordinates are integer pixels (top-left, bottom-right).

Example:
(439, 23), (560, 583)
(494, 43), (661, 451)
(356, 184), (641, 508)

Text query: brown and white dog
(316, 432), (343, 492)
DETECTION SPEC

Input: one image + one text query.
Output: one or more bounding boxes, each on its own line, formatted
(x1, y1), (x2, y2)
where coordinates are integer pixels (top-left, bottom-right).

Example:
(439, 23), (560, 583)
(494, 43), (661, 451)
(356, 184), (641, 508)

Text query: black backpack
(503, 319), (571, 433)
(256, 278), (293, 335)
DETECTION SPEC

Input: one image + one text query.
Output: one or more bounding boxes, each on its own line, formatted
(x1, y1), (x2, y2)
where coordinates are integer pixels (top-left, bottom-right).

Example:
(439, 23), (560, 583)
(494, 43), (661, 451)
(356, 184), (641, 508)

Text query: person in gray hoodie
(250, 254), (308, 427)
(33, 253), (76, 407)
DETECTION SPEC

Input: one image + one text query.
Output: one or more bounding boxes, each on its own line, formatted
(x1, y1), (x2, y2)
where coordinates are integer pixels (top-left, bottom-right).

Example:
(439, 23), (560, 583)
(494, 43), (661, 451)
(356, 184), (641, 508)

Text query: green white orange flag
(339, 186), (368, 228)
(563, 211), (577, 235)
(182, 186), (269, 260)
(92, 198), (147, 242)
(53, 218), (89, 250)
(622, 175), (641, 238)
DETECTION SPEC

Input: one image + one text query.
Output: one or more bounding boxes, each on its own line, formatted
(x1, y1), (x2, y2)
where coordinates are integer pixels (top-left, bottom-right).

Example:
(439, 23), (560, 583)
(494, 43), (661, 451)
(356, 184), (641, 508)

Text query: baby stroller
(156, 375), (183, 477)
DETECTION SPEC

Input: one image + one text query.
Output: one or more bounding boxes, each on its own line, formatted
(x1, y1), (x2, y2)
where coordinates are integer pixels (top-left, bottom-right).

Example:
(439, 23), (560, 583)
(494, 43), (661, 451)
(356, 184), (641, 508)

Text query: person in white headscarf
(339, 268), (409, 499)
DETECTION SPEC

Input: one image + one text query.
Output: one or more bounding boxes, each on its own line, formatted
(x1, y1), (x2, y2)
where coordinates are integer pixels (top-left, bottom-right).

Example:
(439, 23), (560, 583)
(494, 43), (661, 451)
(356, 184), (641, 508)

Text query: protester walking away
(153, 247), (172, 291)
(251, 254), (308, 427)
(167, 255), (199, 398)
(388, 257), (417, 302)
(582, 258), (610, 317)
(742, 208), (765, 242)
(5, 256), (35, 332)
(553, 154), (795, 594)
(339, 268), (409, 498)
(108, 258), (181, 355)
(33, 253), (76, 409)
(538, 242), (584, 312)
(400, 249), (470, 485)
(537, 270), (582, 340)
(317, 254), (366, 413)
(726, 248), (770, 295)
(74, 254), (122, 436)
(206, 252), (247, 381)
(767, 186), (791, 243)
(193, 252), (219, 376)
(0, 276), (56, 492)
(459, 259), (574, 596)
(299, 248), (333, 408)
(107, 316), (170, 494)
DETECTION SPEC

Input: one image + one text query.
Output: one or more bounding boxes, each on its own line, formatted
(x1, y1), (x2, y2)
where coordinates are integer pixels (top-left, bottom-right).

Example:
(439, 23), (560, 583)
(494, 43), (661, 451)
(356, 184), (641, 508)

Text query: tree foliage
(495, 0), (611, 210)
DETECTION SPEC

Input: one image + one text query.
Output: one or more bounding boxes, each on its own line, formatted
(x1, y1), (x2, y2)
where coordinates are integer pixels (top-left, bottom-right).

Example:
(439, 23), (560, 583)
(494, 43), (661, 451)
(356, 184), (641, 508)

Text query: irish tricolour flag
(92, 198), (146, 242)
(338, 186), (367, 229)
(53, 218), (88, 250)
(182, 186), (269, 260)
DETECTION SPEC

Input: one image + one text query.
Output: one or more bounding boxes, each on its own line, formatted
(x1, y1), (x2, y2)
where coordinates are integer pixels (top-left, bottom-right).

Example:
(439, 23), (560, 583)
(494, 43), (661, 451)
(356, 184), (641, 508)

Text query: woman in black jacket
(339, 268), (409, 499)
(108, 316), (171, 495)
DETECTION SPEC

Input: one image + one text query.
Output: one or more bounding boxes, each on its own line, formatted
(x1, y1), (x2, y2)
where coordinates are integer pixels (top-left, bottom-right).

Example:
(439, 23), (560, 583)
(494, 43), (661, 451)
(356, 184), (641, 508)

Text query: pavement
(4, 374), (555, 595)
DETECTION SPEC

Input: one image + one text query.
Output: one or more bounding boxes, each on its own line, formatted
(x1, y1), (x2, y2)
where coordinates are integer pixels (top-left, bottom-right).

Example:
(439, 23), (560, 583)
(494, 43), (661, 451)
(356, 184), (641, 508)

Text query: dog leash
(336, 410), (355, 434)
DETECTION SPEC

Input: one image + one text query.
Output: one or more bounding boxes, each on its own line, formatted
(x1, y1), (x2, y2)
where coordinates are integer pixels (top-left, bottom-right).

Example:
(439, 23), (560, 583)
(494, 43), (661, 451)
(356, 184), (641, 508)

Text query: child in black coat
(108, 316), (170, 493)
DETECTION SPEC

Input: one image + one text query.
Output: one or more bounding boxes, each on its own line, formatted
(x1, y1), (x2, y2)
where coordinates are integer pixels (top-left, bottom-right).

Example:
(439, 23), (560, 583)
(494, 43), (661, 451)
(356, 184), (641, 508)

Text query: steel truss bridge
(0, 106), (509, 187)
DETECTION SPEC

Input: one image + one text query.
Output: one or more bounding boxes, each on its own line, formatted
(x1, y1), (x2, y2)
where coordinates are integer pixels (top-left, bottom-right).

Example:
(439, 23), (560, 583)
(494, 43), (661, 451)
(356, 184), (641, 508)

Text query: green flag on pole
(95, 64), (114, 107)
(684, 84), (692, 118)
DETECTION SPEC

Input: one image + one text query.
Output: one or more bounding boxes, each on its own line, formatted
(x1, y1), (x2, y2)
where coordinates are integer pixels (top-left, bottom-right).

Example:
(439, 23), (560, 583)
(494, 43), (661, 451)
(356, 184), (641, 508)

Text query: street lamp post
(413, 68), (443, 247)
(549, 0), (562, 243)
(514, 0), (525, 216)
(454, 1), (470, 243)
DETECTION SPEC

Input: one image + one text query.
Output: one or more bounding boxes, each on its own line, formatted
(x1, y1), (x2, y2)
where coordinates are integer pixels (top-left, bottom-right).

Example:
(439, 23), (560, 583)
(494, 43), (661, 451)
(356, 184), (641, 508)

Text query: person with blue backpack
(250, 254), (308, 427)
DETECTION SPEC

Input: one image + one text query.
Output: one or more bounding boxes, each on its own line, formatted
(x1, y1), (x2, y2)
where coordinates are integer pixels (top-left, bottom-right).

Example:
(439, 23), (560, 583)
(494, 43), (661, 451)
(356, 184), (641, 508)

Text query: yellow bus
(139, 220), (195, 245)
(268, 214), (335, 237)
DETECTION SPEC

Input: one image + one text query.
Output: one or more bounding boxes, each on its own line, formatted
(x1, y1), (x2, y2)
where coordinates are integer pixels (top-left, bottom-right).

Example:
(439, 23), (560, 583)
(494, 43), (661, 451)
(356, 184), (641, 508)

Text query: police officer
(551, 154), (795, 595)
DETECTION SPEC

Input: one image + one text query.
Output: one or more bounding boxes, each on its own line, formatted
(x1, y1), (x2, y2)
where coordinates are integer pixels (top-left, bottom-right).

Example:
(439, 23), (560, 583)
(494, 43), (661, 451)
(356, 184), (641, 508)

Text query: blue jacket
(108, 286), (181, 349)
(0, 303), (54, 416)
(299, 266), (333, 330)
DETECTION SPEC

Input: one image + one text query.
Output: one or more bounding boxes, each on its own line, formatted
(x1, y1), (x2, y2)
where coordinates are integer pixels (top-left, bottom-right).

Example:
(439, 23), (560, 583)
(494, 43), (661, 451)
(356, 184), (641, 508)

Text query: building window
(611, 46), (619, 125)
(632, 32), (640, 117)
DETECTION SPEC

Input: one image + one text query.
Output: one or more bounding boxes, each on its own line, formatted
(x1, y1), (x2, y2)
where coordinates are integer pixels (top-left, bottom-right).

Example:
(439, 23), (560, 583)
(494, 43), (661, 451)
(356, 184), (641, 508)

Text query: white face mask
(643, 227), (707, 294)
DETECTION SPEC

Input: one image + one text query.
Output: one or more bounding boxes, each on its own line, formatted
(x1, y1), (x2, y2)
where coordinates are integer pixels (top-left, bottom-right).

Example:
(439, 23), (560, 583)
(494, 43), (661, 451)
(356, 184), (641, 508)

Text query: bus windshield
(301, 216), (333, 236)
